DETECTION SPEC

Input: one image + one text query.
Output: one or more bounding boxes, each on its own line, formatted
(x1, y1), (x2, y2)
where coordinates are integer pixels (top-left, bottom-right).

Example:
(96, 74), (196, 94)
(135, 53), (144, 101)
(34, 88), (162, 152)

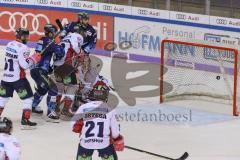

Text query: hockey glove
(72, 119), (84, 133)
(113, 135), (124, 151)
(28, 52), (41, 64)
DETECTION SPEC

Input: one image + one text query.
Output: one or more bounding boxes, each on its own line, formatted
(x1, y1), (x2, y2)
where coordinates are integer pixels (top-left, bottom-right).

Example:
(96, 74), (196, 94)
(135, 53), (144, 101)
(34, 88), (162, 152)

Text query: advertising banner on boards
(114, 17), (240, 60)
(0, 6), (114, 49)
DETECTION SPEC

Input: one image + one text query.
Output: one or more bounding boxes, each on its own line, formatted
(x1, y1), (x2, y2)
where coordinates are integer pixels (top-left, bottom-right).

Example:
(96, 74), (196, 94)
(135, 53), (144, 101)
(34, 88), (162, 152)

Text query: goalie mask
(0, 117), (13, 134)
(89, 81), (110, 102)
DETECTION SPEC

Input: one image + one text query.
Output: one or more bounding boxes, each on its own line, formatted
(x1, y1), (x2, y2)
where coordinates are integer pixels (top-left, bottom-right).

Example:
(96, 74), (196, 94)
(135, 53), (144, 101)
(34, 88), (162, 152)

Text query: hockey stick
(40, 19), (63, 55)
(125, 145), (189, 160)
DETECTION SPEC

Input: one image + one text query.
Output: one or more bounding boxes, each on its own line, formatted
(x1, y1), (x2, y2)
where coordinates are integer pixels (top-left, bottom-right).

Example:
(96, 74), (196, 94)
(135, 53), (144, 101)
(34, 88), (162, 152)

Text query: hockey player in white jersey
(0, 28), (41, 128)
(50, 24), (85, 118)
(72, 61), (113, 111)
(72, 82), (124, 160)
(0, 117), (21, 160)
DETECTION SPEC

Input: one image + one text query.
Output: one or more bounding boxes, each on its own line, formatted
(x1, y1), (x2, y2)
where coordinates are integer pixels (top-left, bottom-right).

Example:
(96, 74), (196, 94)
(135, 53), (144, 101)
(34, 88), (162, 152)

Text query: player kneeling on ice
(30, 24), (64, 122)
(71, 83), (124, 160)
(49, 25), (84, 118)
(0, 117), (21, 160)
(0, 28), (41, 128)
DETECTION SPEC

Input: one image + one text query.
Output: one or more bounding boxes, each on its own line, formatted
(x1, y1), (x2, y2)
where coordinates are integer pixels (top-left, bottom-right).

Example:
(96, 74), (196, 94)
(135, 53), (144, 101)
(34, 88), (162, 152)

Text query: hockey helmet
(15, 28), (29, 39)
(44, 24), (58, 35)
(73, 24), (85, 36)
(89, 81), (110, 102)
(78, 12), (89, 20)
(0, 117), (12, 134)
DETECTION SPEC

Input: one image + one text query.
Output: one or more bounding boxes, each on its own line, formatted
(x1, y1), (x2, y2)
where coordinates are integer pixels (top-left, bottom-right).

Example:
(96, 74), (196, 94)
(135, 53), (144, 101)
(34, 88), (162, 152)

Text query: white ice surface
(0, 46), (240, 160)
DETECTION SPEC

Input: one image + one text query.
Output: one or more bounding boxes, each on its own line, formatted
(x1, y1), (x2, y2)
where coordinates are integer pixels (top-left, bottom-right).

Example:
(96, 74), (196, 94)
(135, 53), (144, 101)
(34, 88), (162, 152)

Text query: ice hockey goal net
(160, 39), (240, 116)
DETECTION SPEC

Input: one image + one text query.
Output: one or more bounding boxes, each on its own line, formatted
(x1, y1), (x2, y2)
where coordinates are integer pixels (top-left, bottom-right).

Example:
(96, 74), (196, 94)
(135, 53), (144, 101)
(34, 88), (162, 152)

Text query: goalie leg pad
(64, 96), (74, 108)
(65, 85), (79, 95)
(55, 82), (65, 95)
(60, 96), (75, 117)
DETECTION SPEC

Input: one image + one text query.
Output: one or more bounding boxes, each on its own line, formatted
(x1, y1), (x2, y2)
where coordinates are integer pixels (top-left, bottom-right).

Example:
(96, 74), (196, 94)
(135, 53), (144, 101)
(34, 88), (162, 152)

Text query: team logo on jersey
(86, 30), (92, 36)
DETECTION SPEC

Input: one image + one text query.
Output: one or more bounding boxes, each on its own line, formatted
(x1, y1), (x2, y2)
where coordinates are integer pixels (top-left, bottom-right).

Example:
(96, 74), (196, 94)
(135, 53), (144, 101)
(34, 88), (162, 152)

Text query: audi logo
(0, 11), (50, 35)
(103, 5), (112, 11)
(37, 0), (48, 4)
(71, 2), (81, 7)
(138, 9), (148, 15)
(176, 14), (186, 20)
(216, 19), (228, 25)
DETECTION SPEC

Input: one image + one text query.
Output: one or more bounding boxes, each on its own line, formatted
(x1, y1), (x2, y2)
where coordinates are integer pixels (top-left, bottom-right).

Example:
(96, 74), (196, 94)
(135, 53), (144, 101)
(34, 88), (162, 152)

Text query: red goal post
(160, 39), (239, 116)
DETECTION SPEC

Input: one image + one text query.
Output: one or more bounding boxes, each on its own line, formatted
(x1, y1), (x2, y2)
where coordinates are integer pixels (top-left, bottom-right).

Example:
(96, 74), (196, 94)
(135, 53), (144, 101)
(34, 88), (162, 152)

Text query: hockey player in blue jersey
(60, 12), (97, 57)
(30, 24), (64, 122)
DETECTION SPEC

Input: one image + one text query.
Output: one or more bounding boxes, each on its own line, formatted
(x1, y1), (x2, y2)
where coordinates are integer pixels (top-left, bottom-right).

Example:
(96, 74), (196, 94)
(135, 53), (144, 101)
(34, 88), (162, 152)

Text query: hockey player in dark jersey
(60, 12), (97, 57)
(30, 24), (64, 122)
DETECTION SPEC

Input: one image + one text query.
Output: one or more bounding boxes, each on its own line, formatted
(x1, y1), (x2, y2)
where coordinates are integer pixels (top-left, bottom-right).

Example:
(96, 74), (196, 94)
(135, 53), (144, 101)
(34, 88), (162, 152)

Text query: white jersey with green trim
(3, 40), (31, 82)
(72, 101), (120, 149)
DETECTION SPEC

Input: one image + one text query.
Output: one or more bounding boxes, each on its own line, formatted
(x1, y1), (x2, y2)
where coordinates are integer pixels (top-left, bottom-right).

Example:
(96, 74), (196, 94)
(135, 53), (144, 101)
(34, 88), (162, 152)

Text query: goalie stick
(125, 145), (189, 160)
(40, 19), (63, 55)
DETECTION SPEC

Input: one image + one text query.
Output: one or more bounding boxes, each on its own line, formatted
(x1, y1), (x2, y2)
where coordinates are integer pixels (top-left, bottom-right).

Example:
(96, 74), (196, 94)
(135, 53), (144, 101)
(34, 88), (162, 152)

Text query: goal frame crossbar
(160, 39), (239, 116)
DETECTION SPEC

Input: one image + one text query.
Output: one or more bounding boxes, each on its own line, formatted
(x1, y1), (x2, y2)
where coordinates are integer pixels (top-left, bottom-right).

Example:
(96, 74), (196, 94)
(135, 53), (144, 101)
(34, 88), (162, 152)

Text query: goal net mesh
(160, 39), (240, 116)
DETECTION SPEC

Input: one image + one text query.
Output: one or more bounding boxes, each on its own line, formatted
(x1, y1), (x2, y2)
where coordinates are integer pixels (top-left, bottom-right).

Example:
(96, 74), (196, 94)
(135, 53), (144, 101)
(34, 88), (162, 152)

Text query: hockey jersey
(2, 41), (32, 82)
(0, 133), (21, 160)
(72, 101), (120, 149)
(32, 37), (64, 73)
(54, 32), (83, 67)
(62, 22), (97, 54)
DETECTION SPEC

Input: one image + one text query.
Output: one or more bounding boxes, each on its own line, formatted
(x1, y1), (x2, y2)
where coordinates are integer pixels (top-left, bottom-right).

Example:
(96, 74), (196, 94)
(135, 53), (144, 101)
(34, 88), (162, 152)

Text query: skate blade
(45, 118), (60, 123)
(32, 112), (44, 116)
(21, 125), (37, 130)
(59, 114), (72, 121)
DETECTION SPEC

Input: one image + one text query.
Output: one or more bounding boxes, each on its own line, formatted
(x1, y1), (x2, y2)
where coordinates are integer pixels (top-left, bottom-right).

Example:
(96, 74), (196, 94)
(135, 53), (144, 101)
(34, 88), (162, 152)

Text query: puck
(216, 76), (220, 80)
